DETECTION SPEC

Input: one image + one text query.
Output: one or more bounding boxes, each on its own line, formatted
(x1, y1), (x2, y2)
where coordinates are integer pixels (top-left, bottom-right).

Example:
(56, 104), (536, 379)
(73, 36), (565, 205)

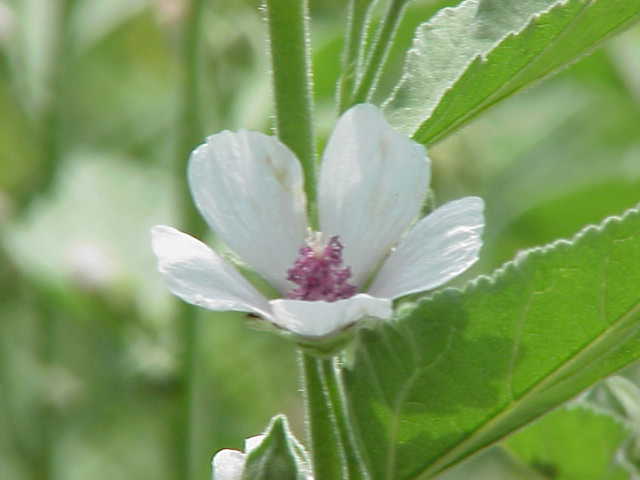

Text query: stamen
(286, 234), (357, 302)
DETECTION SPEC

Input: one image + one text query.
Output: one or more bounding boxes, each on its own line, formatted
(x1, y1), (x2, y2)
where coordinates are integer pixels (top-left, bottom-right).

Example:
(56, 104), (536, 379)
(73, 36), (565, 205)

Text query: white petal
(151, 225), (272, 318)
(318, 103), (429, 286)
(269, 294), (392, 338)
(212, 449), (246, 480)
(245, 435), (266, 453)
(368, 197), (484, 299)
(188, 130), (308, 293)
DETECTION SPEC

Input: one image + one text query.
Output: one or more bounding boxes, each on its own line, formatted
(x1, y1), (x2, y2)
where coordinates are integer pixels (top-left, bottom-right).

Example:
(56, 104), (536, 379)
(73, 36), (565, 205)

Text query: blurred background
(0, 0), (638, 479)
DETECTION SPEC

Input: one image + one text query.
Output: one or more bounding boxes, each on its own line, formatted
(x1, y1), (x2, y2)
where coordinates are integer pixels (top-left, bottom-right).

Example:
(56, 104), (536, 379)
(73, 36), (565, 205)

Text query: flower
(151, 104), (484, 338)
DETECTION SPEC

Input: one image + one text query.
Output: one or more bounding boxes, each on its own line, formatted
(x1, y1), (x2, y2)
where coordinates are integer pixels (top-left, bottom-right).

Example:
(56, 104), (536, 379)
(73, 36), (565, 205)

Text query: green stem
(338, 0), (376, 114)
(321, 358), (368, 480)
(174, 1), (206, 479)
(264, 2), (354, 476)
(351, 0), (408, 106)
(300, 352), (345, 479)
(264, 0), (317, 226)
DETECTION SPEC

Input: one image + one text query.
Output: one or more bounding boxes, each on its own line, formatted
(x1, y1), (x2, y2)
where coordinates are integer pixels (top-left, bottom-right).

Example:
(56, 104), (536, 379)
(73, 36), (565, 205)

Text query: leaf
(383, 0), (557, 136)
(343, 204), (640, 480)
(384, 0), (640, 145)
(438, 447), (545, 480)
(505, 406), (629, 479)
(243, 415), (310, 480)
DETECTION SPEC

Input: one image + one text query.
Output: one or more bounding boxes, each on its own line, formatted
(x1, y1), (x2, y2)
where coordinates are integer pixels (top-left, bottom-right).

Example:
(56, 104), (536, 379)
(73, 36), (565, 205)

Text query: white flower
(151, 104), (484, 338)
(212, 435), (265, 480)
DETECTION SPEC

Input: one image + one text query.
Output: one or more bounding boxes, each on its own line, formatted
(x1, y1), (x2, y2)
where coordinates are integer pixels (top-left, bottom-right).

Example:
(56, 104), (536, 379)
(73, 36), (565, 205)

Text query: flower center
(286, 233), (357, 302)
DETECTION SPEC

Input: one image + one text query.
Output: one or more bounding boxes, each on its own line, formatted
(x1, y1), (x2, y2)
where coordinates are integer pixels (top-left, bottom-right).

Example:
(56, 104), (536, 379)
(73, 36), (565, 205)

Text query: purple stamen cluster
(286, 235), (357, 302)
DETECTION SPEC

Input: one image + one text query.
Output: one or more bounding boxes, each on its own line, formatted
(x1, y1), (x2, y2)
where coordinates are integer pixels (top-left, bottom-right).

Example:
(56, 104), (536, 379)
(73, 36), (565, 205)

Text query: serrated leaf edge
(382, 0), (564, 130)
(405, 204), (640, 478)
(365, 204), (640, 479)
(398, 203), (640, 317)
(411, 0), (640, 145)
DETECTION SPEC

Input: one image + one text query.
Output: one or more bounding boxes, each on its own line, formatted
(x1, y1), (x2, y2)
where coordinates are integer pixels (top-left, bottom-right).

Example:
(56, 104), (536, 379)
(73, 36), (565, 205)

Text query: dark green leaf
(344, 204), (640, 479)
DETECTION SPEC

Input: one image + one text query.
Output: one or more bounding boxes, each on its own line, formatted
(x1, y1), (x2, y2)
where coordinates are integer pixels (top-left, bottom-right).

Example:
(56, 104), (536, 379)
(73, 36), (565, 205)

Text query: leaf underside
(344, 204), (640, 480)
(384, 0), (640, 145)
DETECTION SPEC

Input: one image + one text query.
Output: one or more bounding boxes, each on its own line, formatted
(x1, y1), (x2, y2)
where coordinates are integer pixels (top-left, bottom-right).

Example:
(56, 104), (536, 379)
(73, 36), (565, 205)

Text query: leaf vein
(421, 295), (640, 478)
(387, 323), (456, 479)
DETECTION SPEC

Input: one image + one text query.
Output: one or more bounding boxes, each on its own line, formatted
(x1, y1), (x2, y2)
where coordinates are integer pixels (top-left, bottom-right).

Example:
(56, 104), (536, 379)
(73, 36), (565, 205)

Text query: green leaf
(343, 204), (640, 480)
(243, 415), (310, 480)
(384, 0), (640, 145)
(439, 447), (545, 480)
(383, 0), (556, 136)
(506, 406), (629, 479)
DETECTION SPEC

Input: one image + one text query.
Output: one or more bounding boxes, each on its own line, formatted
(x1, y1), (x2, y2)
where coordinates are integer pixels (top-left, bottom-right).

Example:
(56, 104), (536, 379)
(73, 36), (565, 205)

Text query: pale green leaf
(385, 0), (640, 145)
(344, 204), (640, 480)
(384, 0), (557, 135)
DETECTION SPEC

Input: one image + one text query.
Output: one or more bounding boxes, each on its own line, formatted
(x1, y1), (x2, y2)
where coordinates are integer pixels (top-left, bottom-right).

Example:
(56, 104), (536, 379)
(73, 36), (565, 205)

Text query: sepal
(242, 415), (311, 480)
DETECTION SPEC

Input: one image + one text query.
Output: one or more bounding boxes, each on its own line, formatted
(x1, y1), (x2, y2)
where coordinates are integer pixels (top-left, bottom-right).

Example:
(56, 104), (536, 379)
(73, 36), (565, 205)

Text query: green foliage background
(0, 0), (639, 479)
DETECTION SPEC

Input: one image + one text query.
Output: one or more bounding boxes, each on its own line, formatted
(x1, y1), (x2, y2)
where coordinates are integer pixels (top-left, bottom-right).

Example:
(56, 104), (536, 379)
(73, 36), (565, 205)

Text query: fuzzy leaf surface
(344, 205), (640, 479)
(385, 0), (640, 145)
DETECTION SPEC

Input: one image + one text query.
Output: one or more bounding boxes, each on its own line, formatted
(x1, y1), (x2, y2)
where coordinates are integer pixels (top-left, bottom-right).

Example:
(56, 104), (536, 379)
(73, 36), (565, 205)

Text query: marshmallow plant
(152, 0), (640, 478)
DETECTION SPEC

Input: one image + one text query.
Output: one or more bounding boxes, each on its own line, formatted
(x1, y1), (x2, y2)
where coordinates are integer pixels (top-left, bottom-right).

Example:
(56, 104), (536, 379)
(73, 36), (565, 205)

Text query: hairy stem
(264, 0), (317, 227)
(351, 0), (408, 105)
(321, 358), (368, 480)
(300, 352), (345, 479)
(338, 0), (376, 114)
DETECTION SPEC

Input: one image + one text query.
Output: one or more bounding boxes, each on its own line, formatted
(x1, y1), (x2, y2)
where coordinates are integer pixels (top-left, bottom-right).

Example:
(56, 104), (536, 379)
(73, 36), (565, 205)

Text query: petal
(188, 130), (308, 293)
(151, 225), (272, 318)
(368, 197), (484, 299)
(269, 294), (392, 338)
(212, 449), (246, 480)
(244, 435), (266, 453)
(318, 103), (429, 286)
